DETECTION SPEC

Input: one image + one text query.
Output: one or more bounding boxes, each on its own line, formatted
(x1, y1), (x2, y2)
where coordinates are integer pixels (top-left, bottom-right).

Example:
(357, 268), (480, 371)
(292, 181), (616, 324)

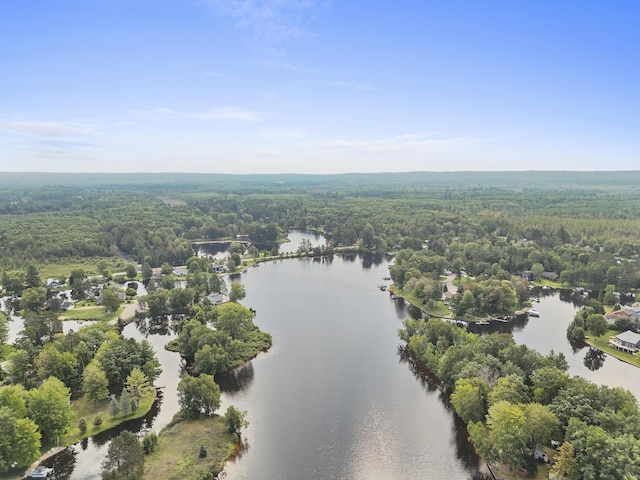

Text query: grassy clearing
(586, 330), (640, 368)
(392, 288), (452, 317)
(59, 305), (124, 322)
(39, 256), (127, 279)
(60, 391), (156, 447)
(143, 415), (238, 480)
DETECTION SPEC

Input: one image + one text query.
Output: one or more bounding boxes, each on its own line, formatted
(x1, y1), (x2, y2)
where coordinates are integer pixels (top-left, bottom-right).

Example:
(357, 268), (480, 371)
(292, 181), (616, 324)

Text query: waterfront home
(604, 309), (634, 325)
(541, 271), (559, 282)
(206, 292), (225, 305)
(609, 330), (640, 354)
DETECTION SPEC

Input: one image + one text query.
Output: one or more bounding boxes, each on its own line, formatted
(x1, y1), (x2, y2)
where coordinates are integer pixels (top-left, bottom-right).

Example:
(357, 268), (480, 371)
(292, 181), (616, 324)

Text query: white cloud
(204, 0), (325, 42)
(0, 121), (89, 137)
(128, 106), (265, 122)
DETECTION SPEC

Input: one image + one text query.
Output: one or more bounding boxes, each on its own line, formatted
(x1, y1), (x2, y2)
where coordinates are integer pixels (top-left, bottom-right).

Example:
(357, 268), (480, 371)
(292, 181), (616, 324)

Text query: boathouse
(609, 330), (640, 354)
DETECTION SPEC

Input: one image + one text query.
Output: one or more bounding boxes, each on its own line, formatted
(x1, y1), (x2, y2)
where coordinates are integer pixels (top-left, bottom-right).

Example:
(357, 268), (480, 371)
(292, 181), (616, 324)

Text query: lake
(7, 231), (640, 478)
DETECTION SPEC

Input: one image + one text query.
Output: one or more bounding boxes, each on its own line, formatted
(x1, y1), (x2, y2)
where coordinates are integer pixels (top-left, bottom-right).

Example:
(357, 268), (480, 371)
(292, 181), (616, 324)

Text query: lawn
(143, 415), (238, 480)
(392, 288), (452, 317)
(60, 390), (156, 447)
(586, 330), (640, 368)
(59, 305), (124, 322)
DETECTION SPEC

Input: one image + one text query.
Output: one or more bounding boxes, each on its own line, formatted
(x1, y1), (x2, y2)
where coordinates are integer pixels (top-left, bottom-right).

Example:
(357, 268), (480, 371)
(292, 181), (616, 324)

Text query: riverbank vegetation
(399, 317), (640, 479)
(4, 172), (640, 478)
(0, 315), (161, 475)
(142, 413), (238, 480)
(567, 303), (640, 367)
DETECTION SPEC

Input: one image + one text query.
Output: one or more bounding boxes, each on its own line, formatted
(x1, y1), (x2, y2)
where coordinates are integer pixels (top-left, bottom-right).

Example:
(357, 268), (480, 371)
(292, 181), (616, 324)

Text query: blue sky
(1, 1), (639, 173)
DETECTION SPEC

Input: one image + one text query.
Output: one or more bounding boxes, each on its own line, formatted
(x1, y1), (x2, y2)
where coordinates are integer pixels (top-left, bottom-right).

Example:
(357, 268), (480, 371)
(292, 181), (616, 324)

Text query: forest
(2, 171), (640, 479)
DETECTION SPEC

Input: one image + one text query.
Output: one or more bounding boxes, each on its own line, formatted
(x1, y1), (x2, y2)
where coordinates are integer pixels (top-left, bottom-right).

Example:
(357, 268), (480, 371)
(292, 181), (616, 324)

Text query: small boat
(390, 294), (400, 300)
(377, 284), (387, 291)
(528, 309), (540, 317)
(542, 285), (550, 290)
(382, 276), (391, 281)
(27, 465), (53, 479)
(533, 297), (540, 302)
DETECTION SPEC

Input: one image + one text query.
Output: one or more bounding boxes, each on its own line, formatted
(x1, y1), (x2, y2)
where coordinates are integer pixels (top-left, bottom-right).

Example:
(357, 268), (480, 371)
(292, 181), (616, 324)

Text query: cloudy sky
(1, 1), (639, 174)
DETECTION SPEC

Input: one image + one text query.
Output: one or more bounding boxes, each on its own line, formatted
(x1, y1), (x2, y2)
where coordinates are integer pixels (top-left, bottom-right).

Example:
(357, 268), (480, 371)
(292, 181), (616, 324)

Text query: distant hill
(1, 170), (639, 192)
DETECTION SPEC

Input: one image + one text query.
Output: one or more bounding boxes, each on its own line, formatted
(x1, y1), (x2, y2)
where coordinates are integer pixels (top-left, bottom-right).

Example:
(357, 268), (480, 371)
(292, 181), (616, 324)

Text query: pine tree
(120, 388), (131, 416)
(109, 397), (120, 418)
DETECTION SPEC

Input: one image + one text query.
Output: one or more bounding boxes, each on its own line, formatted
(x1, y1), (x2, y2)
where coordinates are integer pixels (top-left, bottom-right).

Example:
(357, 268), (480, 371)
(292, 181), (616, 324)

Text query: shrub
(142, 432), (158, 454)
(93, 414), (103, 427)
(199, 444), (207, 458)
(78, 417), (87, 434)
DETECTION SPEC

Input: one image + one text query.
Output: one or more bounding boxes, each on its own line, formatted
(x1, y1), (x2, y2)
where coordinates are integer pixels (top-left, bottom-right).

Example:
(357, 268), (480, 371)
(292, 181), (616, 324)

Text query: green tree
(450, 377), (488, 423)
(214, 302), (254, 340)
(125, 264), (137, 280)
(586, 314), (608, 339)
(531, 263), (544, 280)
(488, 374), (529, 406)
(229, 282), (246, 303)
(109, 397), (120, 418)
(35, 343), (80, 391)
(467, 421), (497, 464)
(25, 265), (41, 289)
(456, 290), (476, 317)
(178, 374), (220, 418)
(101, 289), (121, 314)
(0, 408), (41, 472)
(224, 405), (249, 434)
(169, 287), (194, 314)
(550, 442), (580, 480)
(97, 260), (110, 279)
(160, 262), (173, 275)
(120, 388), (131, 416)
(125, 367), (151, 410)
(522, 402), (559, 454)
(0, 384), (29, 418)
(13, 418), (41, 468)
(101, 430), (144, 480)
(0, 312), (7, 346)
(141, 263), (153, 282)
(531, 366), (569, 405)
(83, 364), (110, 406)
(21, 287), (47, 313)
(486, 401), (528, 470)
(28, 377), (73, 442)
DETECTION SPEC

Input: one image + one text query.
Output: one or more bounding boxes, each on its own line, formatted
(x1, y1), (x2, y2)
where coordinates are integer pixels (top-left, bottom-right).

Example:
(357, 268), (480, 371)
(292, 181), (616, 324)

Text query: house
(605, 310), (632, 325)
(46, 278), (60, 288)
(61, 300), (74, 311)
(623, 303), (640, 321)
(206, 292), (225, 305)
(541, 271), (559, 282)
(609, 330), (640, 353)
(519, 271), (535, 281)
(173, 267), (188, 277)
(212, 265), (225, 273)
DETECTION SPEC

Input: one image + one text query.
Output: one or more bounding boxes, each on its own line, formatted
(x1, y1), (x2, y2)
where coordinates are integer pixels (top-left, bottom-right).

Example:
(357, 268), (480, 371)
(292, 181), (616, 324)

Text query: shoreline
(584, 338), (640, 369)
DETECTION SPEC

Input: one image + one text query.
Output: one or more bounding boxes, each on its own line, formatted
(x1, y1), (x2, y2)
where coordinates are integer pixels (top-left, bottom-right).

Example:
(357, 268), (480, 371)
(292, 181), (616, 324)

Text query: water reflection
(396, 345), (479, 472)
(583, 347), (606, 371)
(217, 362), (255, 393)
(47, 447), (77, 480)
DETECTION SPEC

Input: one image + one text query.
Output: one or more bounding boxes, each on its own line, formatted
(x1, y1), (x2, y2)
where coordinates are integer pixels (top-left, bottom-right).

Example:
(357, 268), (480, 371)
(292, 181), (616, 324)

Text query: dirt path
(112, 300), (139, 324)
